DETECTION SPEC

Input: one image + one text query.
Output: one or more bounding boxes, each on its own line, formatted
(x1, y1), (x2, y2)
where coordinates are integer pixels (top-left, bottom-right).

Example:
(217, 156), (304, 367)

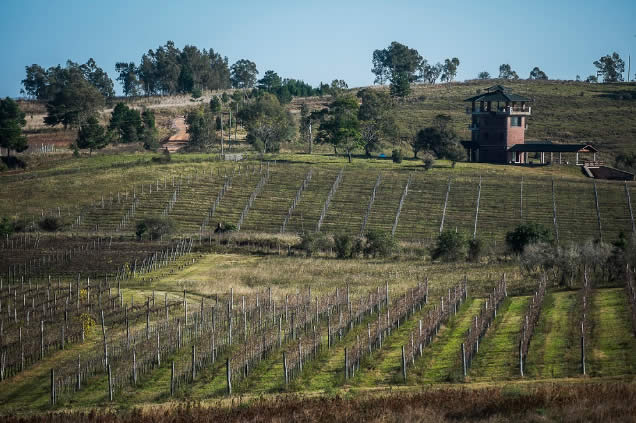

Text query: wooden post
(170, 361), (175, 396)
(133, 348), (137, 384)
(283, 352), (289, 386)
(107, 364), (113, 401)
(581, 321), (586, 375)
(593, 182), (602, 242)
(40, 320), (44, 359)
(101, 310), (108, 369)
(226, 358), (232, 395)
(76, 355), (81, 391)
(344, 347), (349, 380)
(401, 345), (407, 382)
(50, 368), (55, 405)
(440, 176), (452, 233)
(473, 175), (481, 239)
(461, 343), (467, 377)
(519, 338), (524, 377)
(191, 345), (196, 381)
(552, 179), (559, 243)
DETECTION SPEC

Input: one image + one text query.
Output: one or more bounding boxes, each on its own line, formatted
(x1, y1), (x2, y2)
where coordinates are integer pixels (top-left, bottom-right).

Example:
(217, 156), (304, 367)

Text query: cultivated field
(1, 153), (636, 419)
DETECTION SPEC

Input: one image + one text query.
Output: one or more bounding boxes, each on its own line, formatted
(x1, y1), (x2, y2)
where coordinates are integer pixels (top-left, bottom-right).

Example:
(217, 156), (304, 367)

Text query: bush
(432, 230), (466, 262)
(506, 222), (553, 254)
(391, 149), (403, 164)
(363, 229), (397, 258)
(136, 216), (175, 240)
(298, 232), (331, 257)
(1, 156), (27, 169)
(214, 222), (237, 233)
(467, 238), (483, 262)
(0, 217), (14, 237)
(191, 87), (202, 99)
(422, 153), (435, 171)
(334, 233), (354, 259)
(38, 216), (62, 232)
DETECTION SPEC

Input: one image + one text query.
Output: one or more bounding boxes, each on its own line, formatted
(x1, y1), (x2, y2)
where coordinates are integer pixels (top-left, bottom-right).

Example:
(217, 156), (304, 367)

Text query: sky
(0, 0), (634, 97)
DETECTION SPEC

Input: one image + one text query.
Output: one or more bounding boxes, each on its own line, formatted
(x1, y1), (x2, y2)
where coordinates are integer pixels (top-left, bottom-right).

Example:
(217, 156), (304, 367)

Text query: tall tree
(231, 59), (259, 89)
(357, 88), (396, 157)
(529, 67), (548, 80)
(477, 71), (491, 80)
(0, 97), (28, 157)
(419, 61), (443, 84)
(594, 52), (625, 82)
(258, 70), (282, 91)
(498, 64), (519, 80)
(115, 62), (140, 97)
(21, 64), (48, 99)
(186, 107), (217, 151)
(109, 103), (143, 143)
(316, 95), (361, 163)
(238, 93), (295, 155)
(440, 58), (460, 83)
(80, 58), (115, 98)
(372, 42), (423, 97)
(44, 77), (104, 128)
(76, 115), (108, 155)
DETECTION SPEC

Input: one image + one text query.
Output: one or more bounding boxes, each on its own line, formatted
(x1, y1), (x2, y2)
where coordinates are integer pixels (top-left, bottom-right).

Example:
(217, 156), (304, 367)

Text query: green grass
(525, 291), (579, 378)
(588, 288), (636, 377)
(468, 296), (530, 381)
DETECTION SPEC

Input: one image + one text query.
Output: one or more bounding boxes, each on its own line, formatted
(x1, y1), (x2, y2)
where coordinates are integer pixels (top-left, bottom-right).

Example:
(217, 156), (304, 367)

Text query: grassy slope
(525, 291), (579, 378)
(468, 296), (530, 381)
(588, 288), (636, 377)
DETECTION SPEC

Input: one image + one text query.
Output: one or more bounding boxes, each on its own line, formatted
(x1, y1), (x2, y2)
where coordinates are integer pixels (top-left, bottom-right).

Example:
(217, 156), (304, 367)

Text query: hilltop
(14, 79), (636, 162)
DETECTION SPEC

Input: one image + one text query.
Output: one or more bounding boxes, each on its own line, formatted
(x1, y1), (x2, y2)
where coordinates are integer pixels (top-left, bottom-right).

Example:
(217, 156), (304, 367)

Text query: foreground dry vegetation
(1, 383), (635, 422)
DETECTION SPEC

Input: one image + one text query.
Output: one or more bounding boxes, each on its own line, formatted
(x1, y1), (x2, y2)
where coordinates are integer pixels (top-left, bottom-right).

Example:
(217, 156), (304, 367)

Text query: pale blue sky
(1, 0), (634, 97)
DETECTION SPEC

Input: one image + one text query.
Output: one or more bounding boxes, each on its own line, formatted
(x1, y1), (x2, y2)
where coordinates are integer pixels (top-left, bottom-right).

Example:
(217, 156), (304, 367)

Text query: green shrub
(152, 148), (172, 163)
(136, 216), (175, 240)
(506, 222), (553, 254)
(334, 233), (354, 259)
(391, 149), (403, 163)
(363, 229), (397, 258)
(298, 232), (331, 257)
(432, 230), (466, 262)
(468, 238), (483, 262)
(0, 217), (14, 237)
(191, 87), (202, 99)
(422, 153), (435, 171)
(38, 216), (62, 232)
(214, 222), (237, 233)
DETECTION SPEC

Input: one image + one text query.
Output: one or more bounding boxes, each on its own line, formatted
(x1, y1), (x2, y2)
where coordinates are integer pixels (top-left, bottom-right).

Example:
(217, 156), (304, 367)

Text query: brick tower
(463, 85), (532, 163)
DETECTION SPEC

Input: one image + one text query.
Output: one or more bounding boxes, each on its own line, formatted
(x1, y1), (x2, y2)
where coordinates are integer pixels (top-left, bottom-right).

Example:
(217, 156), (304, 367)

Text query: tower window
(511, 116), (522, 127)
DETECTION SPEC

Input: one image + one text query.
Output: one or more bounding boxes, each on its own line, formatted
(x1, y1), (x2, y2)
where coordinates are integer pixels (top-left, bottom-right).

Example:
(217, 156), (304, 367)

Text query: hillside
(15, 80), (636, 161)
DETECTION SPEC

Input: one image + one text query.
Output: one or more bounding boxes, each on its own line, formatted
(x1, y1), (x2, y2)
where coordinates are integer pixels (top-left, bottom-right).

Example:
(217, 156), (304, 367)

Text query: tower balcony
(466, 106), (532, 115)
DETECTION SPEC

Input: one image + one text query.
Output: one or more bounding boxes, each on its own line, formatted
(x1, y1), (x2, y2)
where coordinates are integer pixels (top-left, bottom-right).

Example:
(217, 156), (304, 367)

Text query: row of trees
(476, 52), (629, 83)
(476, 65), (548, 81)
(75, 104), (159, 155)
(372, 41), (460, 97)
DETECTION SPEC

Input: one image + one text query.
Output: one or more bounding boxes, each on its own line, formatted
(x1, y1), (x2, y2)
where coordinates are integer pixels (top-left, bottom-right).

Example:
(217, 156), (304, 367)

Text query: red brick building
(461, 85), (532, 163)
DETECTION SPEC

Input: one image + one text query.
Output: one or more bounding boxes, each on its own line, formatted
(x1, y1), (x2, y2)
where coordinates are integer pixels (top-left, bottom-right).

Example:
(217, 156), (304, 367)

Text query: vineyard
(1, 160), (636, 415)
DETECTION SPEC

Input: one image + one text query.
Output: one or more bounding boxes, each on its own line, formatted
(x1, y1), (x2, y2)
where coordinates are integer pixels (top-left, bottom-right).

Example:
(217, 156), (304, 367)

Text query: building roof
(507, 143), (599, 153)
(465, 85), (533, 103)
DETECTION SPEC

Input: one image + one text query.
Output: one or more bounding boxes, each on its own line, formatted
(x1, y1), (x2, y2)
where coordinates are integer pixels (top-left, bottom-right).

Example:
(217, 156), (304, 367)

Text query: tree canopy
(529, 67), (548, 80)
(440, 58), (460, 83)
(76, 115), (108, 155)
(498, 64), (519, 80)
(316, 95), (361, 163)
(238, 93), (295, 154)
(231, 59), (259, 89)
(186, 107), (217, 151)
(372, 42), (423, 97)
(357, 88), (396, 156)
(0, 97), (28, 157)
(594, 52), (625, 83)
